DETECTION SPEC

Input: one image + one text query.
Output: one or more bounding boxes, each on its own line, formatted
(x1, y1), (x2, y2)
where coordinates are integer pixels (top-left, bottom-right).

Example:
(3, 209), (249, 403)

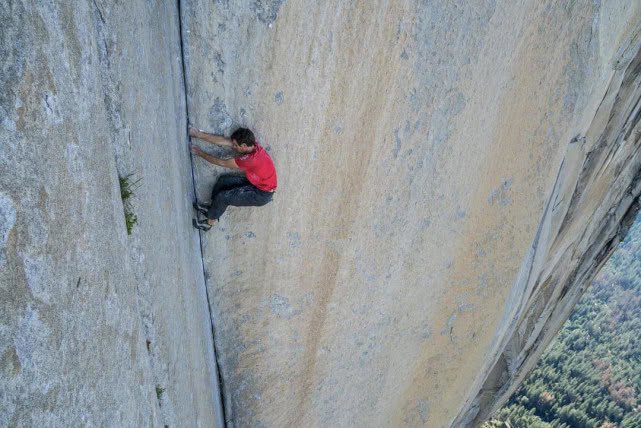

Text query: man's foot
(193, 201), (209, 216)
(192, 218), (212, 232)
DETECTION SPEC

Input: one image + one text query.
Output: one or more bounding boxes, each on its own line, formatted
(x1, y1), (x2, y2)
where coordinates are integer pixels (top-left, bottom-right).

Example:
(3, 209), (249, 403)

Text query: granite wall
(181, 1), (641, 426)
(2, 1), (640, 427)
(1, 1), (223, 426)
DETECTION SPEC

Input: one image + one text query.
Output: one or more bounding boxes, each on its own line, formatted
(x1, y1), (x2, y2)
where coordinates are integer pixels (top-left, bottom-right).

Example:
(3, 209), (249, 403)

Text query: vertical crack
(176, 0), (228, 426)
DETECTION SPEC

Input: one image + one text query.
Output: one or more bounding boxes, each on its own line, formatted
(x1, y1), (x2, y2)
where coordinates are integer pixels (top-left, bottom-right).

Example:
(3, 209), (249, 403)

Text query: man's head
(230, 128), (256, 154)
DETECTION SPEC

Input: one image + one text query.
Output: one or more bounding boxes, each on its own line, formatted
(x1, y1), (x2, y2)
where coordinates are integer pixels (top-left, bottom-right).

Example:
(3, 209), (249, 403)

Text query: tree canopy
(484, 214), (641, 428)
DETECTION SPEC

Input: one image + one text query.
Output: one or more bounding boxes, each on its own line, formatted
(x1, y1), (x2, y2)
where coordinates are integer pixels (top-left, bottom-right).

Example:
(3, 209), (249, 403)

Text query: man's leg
(207, 185), (273, 221)
(211, 175), (250, 200)
(194, 175), (249, 224)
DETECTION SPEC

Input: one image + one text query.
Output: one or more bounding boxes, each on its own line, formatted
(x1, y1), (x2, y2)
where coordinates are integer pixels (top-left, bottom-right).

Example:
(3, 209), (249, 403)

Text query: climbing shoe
(192, 201), (209, 216)
(192, 218), (212, 232)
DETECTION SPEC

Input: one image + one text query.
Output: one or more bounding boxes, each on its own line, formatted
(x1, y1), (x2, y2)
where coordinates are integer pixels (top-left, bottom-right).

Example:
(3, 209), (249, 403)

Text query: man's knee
(207, 194), (226, 218)
(256, 196), (273, 207)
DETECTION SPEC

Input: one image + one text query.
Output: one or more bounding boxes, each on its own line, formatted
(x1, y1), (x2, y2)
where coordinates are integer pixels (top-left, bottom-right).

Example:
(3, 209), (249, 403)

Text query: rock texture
(182, 1), (641, 427)
(453, 11), (641, 425)
(2, 0), (640, 427)
(1, 1), (222, 426)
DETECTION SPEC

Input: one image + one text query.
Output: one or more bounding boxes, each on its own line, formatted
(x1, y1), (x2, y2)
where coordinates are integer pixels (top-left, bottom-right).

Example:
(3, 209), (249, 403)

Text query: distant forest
(484, 214), (641, 428)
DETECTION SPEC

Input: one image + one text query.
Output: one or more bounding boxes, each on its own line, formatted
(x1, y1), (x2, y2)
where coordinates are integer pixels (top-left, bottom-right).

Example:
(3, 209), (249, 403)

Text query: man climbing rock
(189, 127), (277, 231)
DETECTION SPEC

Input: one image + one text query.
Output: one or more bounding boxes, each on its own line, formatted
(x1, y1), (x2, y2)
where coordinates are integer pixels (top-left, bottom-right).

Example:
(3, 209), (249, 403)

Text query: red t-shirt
(235, 143), (277, 191)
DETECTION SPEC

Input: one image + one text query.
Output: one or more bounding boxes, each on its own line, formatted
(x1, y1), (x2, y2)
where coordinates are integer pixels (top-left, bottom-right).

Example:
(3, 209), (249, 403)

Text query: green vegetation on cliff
(485, 214), (641, 428)
(118, 173), (140, 235)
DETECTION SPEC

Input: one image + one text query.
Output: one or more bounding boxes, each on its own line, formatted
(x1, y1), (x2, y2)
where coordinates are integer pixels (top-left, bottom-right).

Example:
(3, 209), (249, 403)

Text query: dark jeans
(207, 174), (274, 220)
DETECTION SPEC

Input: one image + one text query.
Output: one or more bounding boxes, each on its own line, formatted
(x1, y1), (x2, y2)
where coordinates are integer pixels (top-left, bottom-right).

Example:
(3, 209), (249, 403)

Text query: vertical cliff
(1, 1), (222, 426)
(182, 1), (641, 426)
(2, 0), (640, 426)
(454, 16), (641, 425)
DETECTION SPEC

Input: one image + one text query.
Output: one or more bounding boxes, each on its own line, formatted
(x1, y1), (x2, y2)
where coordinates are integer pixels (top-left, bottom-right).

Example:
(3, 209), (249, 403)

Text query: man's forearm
(196, 131), (232, 147)
(198, 152), (227, 167)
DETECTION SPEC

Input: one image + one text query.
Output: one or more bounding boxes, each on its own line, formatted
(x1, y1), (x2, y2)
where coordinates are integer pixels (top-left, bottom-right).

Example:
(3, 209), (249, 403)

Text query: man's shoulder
(256, 144), (274, 159)
(237, 145), (258, 161)
(238, 144), (271, 162)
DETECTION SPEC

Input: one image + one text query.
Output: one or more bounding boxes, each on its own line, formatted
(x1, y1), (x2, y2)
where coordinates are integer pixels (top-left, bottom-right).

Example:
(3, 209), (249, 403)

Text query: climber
(189, 126), (277, 231)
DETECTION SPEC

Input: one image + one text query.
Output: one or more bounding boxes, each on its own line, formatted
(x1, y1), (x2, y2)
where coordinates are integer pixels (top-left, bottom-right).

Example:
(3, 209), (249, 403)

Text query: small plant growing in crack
(118, 173), (141, 235)
(156, 385), (165, 402)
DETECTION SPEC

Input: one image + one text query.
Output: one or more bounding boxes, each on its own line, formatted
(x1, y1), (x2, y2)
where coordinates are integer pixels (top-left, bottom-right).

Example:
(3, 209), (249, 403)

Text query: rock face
(1, 1), (222, 426)
(182, 1), (641, 427)
(3, 0), (640, 427)
(453, 13), (641, 425)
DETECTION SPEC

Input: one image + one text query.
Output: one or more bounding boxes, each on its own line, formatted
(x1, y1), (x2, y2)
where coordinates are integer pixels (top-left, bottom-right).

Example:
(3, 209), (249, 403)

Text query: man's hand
(188, 126), (233, 147)
(188, 127), (202, 138)
(190, 144), (204, 157)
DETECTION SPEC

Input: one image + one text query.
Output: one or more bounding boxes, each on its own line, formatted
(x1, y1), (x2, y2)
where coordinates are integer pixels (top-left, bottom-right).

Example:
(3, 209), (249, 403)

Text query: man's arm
(191, 145), (239, 169)
(189, 127), (233, 147)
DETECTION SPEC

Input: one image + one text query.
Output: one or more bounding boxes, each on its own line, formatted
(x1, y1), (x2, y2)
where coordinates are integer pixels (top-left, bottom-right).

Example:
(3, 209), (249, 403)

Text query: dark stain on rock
(250, 0), (287, 25)
(213, 51), (225, 74)
(286, 231), (301, 249)
(393, 128), (401, 159)
(1, 346), (21, 376)
(209, 97), (233, 134)
(274, 90), (283, 105)
(488, 177), (514, 206)
(328, 119), (344, 135)
(37, 185), (48, 211)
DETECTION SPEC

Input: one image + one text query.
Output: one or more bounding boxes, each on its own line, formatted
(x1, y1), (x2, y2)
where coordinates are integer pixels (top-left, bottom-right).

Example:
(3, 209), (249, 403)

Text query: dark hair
(230, 128), (256, 147)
